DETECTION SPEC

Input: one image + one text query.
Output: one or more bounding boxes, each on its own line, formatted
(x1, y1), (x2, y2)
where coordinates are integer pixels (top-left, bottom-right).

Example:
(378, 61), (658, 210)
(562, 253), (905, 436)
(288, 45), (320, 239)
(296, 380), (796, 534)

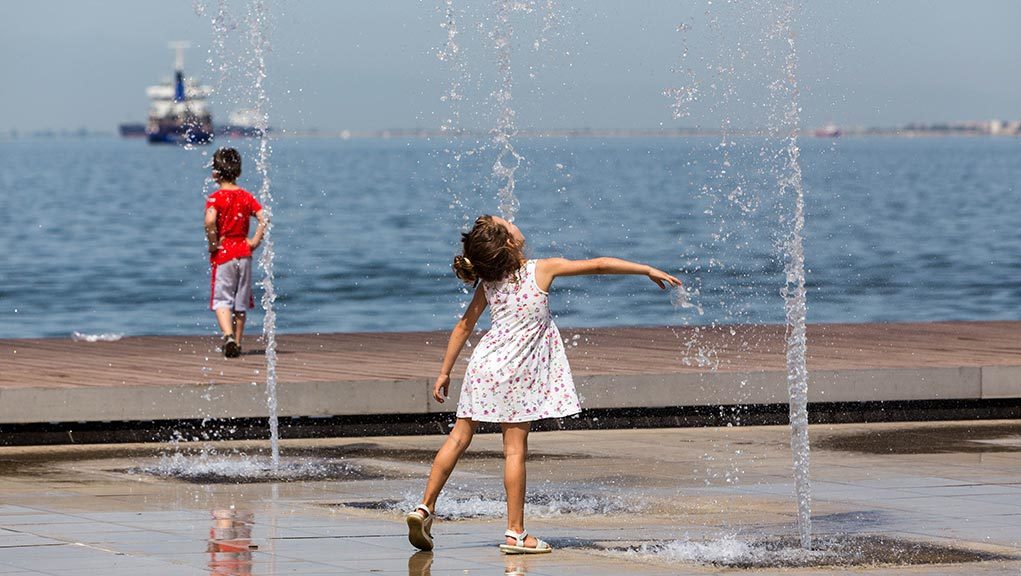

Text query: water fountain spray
(437, 0), (474, 232)
(671, 0), (812, 549)
(772, 0), (812, 550)
(438, 0), (464, 134)
(491, 0), (524, 221)
(195, 0), (279, 471)
(246, 0), (281, 473)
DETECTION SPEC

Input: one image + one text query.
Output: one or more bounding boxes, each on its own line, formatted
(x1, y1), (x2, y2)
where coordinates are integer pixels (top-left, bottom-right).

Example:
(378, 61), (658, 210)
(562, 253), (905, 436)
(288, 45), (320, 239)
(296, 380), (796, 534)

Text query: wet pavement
(0, 420), (1019, 574)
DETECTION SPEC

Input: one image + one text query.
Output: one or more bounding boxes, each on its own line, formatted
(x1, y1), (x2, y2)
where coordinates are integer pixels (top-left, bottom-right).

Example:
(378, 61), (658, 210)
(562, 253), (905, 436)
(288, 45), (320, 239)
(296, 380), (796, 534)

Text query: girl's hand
(247, 238), (260, 250)
(647, 267), (682, 290)
(433, 374), (451, 403)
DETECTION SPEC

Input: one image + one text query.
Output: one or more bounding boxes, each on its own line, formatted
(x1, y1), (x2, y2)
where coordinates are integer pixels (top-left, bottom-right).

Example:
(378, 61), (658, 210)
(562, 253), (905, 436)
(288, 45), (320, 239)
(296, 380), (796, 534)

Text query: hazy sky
(2, 1), (1020, 132)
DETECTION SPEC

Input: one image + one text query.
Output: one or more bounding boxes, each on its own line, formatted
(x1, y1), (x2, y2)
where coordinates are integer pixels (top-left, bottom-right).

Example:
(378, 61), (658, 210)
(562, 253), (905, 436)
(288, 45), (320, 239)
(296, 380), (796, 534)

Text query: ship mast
(168, 41), (190, 103)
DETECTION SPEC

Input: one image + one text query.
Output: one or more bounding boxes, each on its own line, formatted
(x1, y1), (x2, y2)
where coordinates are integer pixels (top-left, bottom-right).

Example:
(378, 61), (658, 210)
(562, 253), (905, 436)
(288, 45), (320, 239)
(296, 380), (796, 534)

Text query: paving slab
(0, 421), (1019, 574)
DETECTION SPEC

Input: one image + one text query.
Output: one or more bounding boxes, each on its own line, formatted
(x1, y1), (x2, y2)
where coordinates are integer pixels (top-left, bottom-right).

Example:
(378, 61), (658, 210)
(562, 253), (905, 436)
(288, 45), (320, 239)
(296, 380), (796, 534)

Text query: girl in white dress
(406, 215), (681, 554)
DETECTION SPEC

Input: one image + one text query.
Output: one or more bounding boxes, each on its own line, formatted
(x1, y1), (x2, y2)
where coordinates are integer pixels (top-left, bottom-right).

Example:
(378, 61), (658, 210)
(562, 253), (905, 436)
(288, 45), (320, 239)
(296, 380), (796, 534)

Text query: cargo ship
(118, 123), (146, 138)
(144, 42), (214, 145)
(218, 108), (266, 138)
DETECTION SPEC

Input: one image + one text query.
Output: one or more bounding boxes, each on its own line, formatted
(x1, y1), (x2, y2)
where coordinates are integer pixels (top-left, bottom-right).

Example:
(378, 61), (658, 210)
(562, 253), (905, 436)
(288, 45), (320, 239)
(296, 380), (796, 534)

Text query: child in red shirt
(204, 147), (269, 358)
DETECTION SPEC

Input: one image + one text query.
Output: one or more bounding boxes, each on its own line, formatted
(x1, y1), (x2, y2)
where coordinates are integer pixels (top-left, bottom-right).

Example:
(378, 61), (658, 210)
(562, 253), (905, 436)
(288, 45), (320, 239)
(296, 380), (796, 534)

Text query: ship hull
(217, 125), (266, 138)
(119, 123), (147, 138)
(146, 119), (214, 145)
(146, 128), (214, 145)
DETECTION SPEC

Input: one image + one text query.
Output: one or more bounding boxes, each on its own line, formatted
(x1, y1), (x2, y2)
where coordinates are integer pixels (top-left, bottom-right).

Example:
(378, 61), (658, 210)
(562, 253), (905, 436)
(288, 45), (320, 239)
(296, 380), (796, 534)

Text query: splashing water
(438, 1), (559, 228)
(671, 0), (812, 547)
(490, 0), (524, 220)
(773, 0), (812, 550)
(663, 21), (700, 120)
(616, 536), (830, 568)
(670, 284), (704, 317)
(381, 490), (642, 519)
(437, 0), (464, 124)
(198, 0), (280, 471)
(195, 0), (236, 102)
(436, 0), (474, 231)
(670, 2), (761, 514)
(134, 452), (364, 483)
(611, 534), (1003, 569)
(71, 332), (124, 342)
(534, 0), (557, 55)
(246, 0), (281, 473)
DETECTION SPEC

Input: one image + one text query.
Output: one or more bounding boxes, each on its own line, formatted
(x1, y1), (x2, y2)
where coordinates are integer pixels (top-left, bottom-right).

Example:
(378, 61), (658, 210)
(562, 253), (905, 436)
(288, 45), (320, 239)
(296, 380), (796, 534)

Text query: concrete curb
(2, 365), (1017, 425)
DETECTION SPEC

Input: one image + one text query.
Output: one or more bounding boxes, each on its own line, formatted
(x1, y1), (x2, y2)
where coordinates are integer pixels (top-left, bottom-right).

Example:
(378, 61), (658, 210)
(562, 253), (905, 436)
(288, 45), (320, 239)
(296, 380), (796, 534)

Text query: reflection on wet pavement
(815, 421), (1021, 454)
(407, 551), (433, 575)
(208, 509), (256, 575)
(503, 555), (529, 575)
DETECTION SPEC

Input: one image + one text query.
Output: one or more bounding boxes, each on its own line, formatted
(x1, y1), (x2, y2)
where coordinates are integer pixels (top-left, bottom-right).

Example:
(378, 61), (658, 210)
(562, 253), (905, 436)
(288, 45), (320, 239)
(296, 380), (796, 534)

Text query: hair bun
(452, 254), (478, 284)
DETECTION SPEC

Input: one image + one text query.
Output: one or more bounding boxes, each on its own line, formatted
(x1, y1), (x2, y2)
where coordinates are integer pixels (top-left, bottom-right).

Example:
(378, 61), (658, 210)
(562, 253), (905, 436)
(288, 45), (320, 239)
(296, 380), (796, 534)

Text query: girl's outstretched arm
(535, 257), (681, 292)
(433, 283), (489, 403)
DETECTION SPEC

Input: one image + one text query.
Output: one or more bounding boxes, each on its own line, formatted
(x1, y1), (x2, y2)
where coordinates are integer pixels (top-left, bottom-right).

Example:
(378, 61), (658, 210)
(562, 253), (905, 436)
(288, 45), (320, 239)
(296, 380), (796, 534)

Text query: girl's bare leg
(422, 418), (478, 512)
(501, 422), (540, 547)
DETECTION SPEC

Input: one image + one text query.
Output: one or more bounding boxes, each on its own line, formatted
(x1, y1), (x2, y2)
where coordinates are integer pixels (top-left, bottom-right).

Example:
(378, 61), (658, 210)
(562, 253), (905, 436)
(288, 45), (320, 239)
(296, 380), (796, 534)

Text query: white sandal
(406, 504), (434, 551)
(499, 529), (552, 554)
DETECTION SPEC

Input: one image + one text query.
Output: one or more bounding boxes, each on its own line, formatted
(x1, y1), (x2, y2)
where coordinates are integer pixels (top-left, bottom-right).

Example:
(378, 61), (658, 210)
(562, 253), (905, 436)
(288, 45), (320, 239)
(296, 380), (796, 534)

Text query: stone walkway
(0, 421), (1019, 574)
(4, 322), (1021, 390)
(2, 322), (1019, 425)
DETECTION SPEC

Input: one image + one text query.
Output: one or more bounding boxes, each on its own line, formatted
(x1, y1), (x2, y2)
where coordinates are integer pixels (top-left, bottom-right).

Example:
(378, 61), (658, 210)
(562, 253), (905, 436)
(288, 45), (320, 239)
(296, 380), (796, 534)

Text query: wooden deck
(2, 322), (1020, 390)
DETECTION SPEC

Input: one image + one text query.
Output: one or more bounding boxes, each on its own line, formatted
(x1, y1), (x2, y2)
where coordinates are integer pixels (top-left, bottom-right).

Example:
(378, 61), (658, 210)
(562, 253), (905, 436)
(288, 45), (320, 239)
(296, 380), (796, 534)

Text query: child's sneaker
(223, 334), (241, 358)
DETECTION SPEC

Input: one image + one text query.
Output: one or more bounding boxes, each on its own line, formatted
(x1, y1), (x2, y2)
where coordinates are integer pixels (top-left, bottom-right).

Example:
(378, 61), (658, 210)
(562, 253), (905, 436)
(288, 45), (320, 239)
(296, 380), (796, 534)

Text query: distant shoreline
(3, 127), (1021, 141)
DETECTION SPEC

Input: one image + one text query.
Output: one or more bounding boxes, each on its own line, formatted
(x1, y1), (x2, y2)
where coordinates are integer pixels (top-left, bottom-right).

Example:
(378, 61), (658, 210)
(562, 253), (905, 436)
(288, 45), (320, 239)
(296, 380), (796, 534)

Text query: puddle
(338, 490), (644, 519)
(816, 423), (1021, 455)
(811, 510), (888, 531)
(0, 441), (587, 483)
(607, 534), (1015, 568)
(970, 436), (1021, 448)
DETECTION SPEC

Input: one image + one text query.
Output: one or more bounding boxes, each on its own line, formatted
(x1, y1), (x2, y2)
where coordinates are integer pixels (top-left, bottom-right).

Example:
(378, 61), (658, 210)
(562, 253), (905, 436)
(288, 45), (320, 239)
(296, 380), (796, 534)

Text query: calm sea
(1, 136), (1019, 339)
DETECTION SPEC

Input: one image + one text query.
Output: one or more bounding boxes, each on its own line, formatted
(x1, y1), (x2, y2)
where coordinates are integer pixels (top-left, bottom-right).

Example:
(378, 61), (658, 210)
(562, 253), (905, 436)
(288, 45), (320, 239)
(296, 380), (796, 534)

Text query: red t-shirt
(206, 187), (262, 265)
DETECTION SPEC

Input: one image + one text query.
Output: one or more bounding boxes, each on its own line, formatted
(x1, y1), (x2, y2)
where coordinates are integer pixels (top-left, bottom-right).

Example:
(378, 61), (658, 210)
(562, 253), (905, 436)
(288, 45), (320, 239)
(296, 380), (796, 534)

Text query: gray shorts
(211, 257), (254, 311)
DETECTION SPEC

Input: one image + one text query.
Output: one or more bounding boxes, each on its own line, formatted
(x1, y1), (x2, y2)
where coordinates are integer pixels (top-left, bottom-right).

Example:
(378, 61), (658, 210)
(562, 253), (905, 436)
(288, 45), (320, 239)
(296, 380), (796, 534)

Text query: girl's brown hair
(453, 215), (524, 284)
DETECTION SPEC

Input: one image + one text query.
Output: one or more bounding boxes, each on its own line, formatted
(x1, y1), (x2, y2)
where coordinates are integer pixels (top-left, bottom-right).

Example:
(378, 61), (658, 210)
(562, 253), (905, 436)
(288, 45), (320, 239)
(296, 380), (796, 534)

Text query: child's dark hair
(453, 215), (524, 284)
(212, 147), (242, 182)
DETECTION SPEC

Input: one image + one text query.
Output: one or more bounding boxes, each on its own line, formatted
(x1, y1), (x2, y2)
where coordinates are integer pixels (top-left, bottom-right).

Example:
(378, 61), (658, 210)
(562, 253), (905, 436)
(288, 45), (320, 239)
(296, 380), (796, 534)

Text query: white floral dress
(457, 259), (581, 423)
